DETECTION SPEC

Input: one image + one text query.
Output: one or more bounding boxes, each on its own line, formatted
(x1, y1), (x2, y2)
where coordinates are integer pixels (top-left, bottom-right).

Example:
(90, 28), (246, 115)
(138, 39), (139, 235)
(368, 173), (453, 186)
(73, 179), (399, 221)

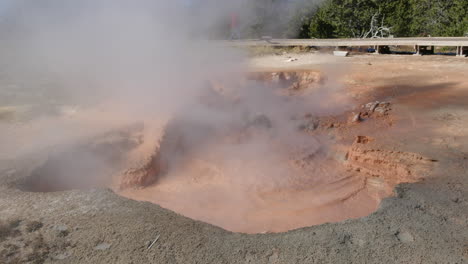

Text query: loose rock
(352, 112), (362, 123)
(94, 243), (111, 251)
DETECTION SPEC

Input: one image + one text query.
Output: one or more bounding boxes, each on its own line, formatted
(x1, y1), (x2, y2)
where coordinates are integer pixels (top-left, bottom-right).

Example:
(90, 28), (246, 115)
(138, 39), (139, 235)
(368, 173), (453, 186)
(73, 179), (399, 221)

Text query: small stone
(395, 231), (414, 243)
(94, 243), (111, 251)
(352, 112), (362, 123)
(356, 238), (366, 247)
(339, 234), (352, 244)
(54, 224), (69, 237)
(54, 225), (68, 232)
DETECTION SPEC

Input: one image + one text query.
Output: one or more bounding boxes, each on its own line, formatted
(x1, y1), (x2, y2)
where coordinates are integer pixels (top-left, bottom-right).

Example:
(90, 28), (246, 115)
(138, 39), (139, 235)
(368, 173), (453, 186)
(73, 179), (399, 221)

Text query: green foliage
(240, 0), (467, 38)
(378, 0), (412, 37)
(304, 0), (468, 38)
(444, 0), (468, 36)
(309, 6), (335, 38)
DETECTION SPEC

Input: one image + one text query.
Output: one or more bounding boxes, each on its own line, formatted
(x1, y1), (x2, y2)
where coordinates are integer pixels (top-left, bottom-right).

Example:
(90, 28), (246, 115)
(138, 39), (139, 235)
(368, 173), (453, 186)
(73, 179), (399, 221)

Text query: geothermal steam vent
(23, 71), (435, 233)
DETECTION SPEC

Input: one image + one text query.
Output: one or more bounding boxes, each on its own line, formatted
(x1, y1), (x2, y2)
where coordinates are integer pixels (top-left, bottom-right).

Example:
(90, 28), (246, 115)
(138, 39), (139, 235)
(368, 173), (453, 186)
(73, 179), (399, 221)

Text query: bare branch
(361, 11), (391, 39)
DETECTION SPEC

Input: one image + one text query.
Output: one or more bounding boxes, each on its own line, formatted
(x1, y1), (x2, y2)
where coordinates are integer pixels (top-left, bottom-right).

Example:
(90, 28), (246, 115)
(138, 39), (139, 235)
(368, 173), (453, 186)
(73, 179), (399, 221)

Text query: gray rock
(396, 231), (414, 243)
(94, 242), (112, 251)
(54, 224), (68, 232)
(53, 252), (71, 260)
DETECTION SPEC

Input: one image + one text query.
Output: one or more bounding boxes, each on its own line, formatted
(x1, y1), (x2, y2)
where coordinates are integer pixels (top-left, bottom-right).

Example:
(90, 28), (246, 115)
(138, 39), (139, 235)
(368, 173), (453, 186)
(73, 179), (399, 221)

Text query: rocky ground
(0, 53), (467, 263)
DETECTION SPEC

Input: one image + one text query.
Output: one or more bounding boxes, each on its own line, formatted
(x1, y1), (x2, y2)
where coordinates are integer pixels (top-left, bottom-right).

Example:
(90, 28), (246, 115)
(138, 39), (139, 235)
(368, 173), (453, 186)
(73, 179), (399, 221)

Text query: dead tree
(361, 11), (392, 39)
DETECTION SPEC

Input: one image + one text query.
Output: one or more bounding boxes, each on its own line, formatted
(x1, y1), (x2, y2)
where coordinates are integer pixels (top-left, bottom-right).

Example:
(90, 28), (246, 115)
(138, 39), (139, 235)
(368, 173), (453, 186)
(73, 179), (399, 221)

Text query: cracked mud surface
(1, 54), (467, 263)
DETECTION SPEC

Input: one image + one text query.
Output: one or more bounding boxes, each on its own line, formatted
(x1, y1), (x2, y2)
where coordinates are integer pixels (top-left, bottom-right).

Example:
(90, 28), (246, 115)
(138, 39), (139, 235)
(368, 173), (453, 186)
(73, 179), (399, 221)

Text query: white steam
(0, 1), (350, 194)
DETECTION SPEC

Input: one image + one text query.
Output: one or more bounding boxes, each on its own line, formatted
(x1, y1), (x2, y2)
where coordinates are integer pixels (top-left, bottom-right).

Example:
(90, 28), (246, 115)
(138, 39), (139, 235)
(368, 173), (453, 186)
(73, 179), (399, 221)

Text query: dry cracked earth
(0, 53), (467, 263)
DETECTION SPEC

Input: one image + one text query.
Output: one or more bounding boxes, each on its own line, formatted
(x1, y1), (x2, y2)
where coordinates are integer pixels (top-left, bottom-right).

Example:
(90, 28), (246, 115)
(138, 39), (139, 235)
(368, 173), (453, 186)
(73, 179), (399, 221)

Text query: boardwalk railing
(226, 37), (468, 56)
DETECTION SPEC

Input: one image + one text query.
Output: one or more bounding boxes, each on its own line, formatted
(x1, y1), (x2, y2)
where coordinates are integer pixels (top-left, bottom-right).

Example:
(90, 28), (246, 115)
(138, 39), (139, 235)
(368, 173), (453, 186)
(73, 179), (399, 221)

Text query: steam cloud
(0, 1), (349, 192)
(0, 0), (245, 159)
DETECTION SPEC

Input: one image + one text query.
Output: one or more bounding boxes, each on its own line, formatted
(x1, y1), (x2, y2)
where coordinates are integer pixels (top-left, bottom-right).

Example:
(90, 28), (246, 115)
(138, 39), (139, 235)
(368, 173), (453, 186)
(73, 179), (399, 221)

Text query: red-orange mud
(116, 68), (439, 233)
(118, 131), (433, 233)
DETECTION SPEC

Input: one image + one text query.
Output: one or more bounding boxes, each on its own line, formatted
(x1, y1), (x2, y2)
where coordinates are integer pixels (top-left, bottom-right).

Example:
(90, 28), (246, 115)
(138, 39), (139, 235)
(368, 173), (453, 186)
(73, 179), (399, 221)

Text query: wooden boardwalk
(227, 37), (468, 56)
